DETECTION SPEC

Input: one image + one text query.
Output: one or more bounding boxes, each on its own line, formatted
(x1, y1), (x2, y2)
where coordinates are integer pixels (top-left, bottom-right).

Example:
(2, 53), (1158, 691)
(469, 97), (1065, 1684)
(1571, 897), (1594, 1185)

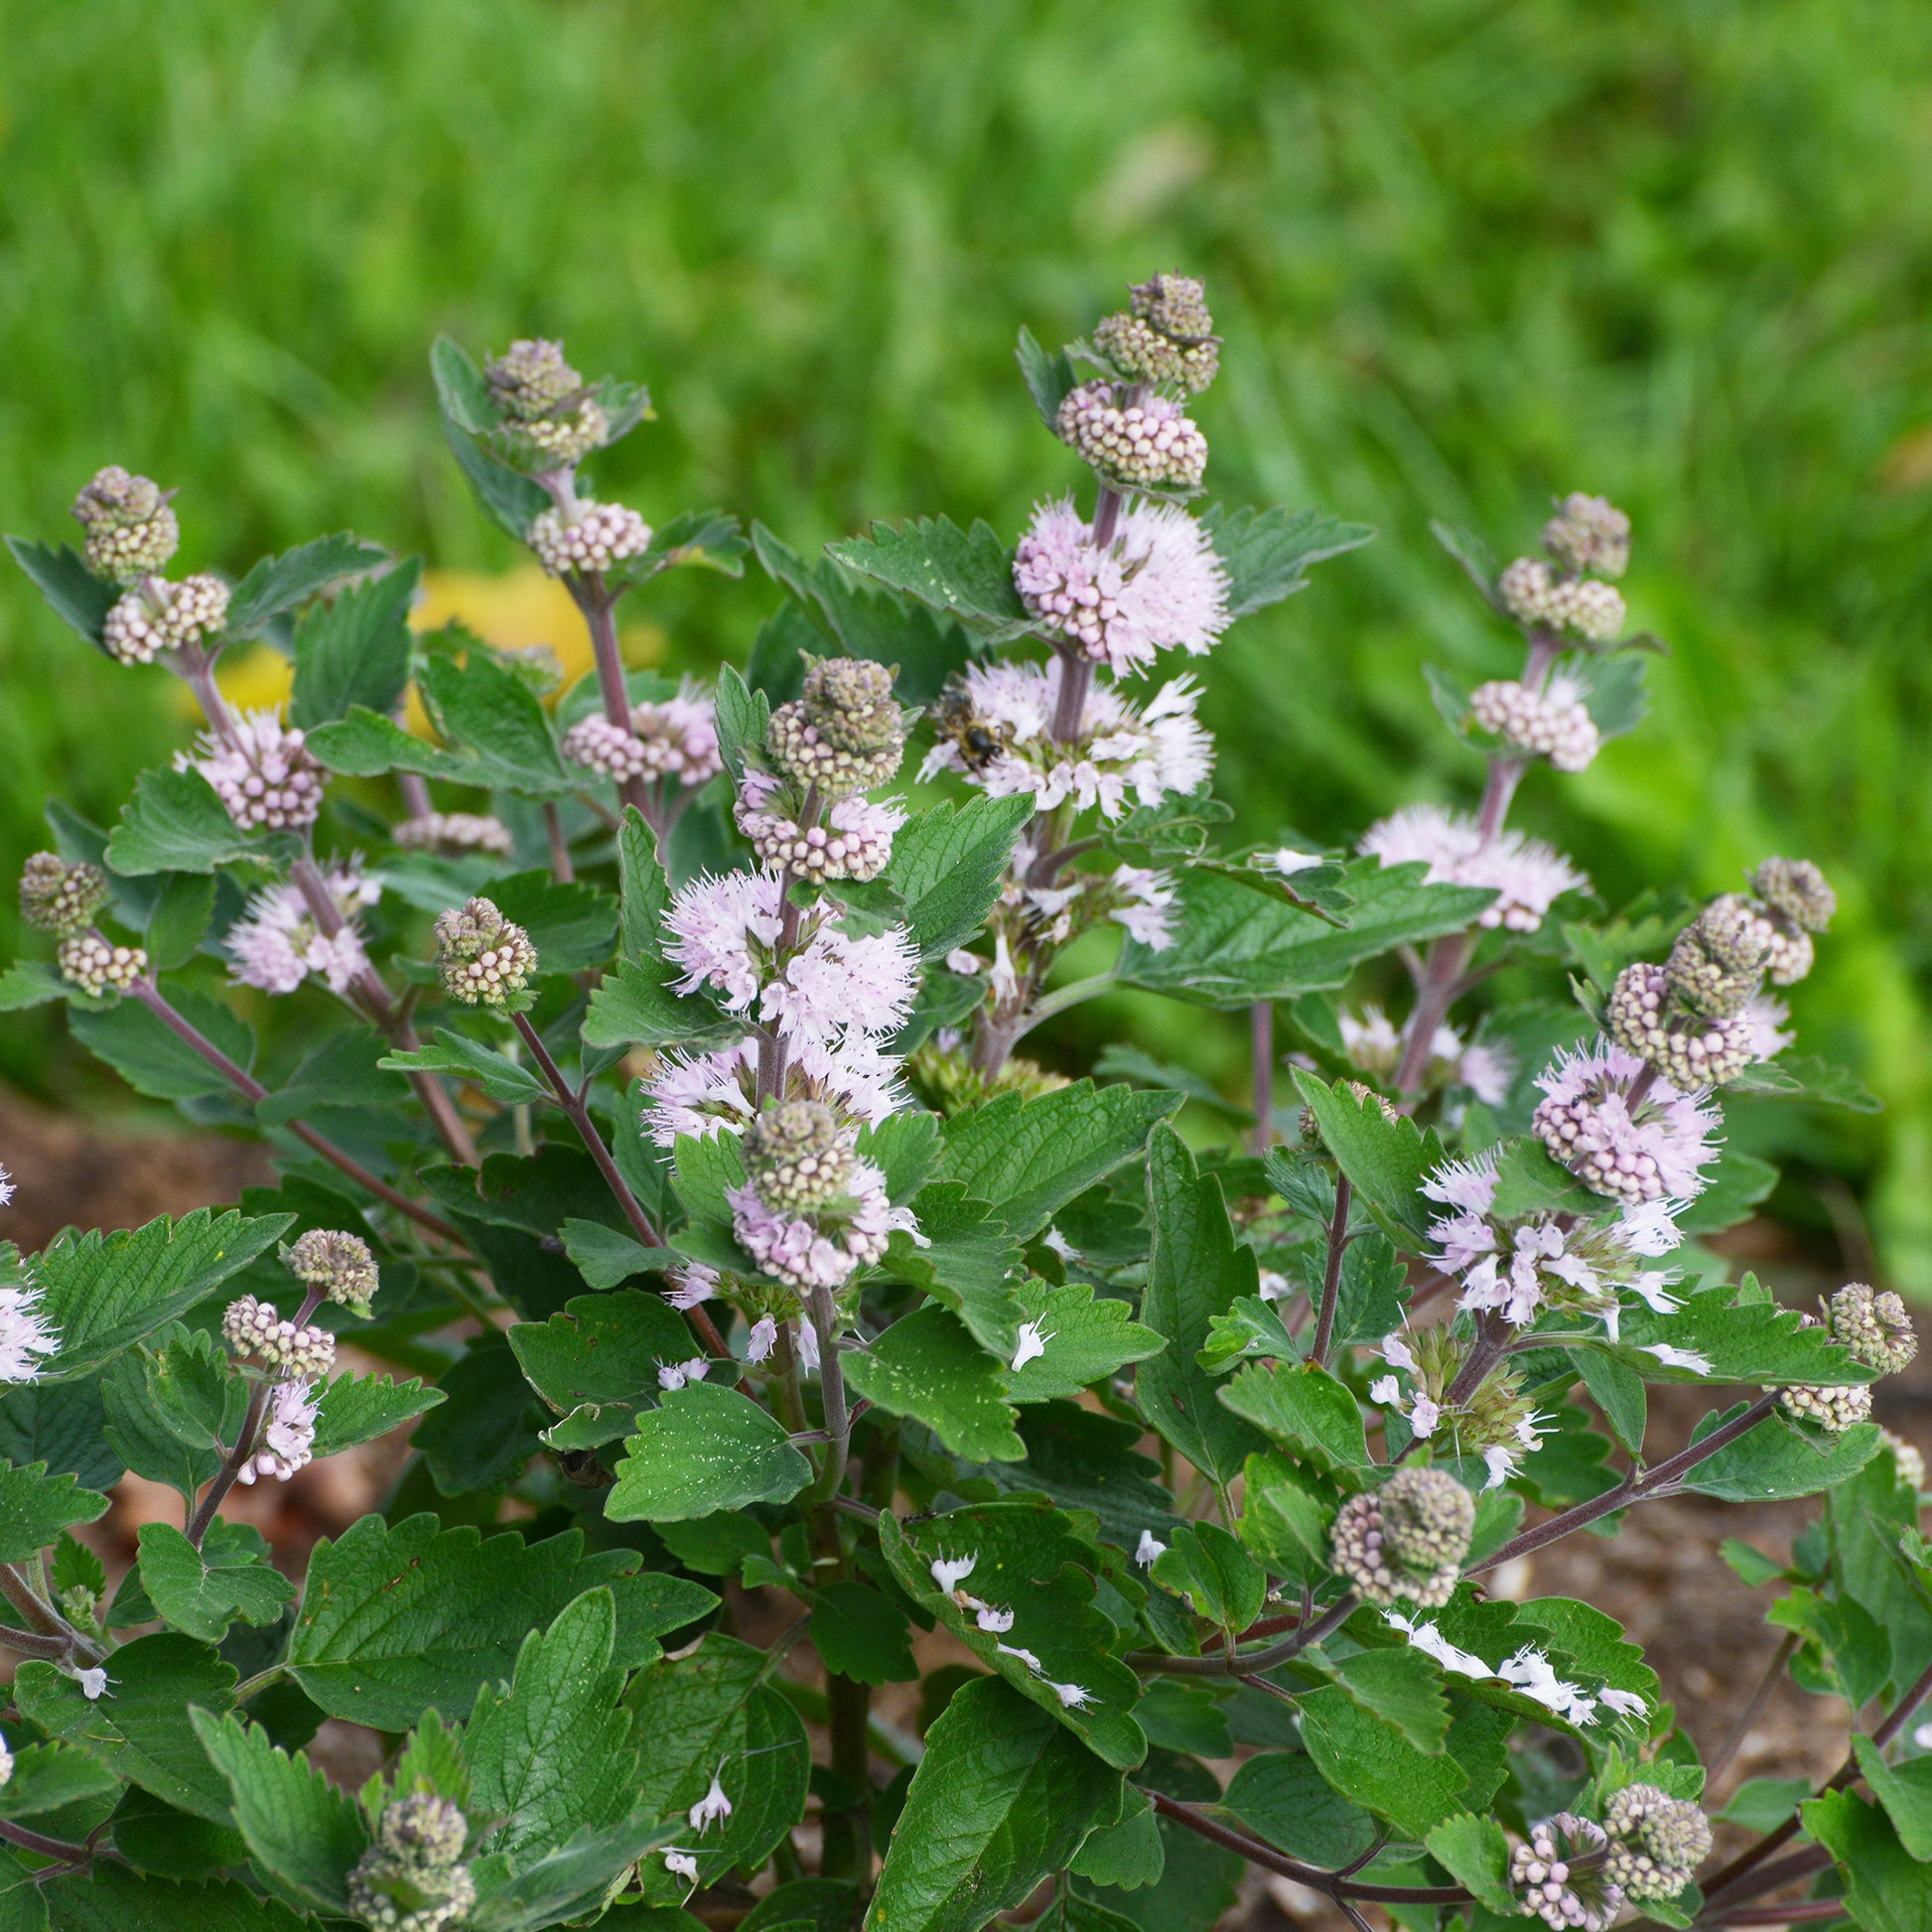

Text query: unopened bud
(102, 574), (229, 665)
(56, 933), (145, 997)
(1329, 1465), (1471, 1609)
(1129, 273), (1214, 342)
(70, 467), (181, 583)
(1496, 559), (1625, 643)
(527, 502), (650, 577)
(1830, 1282), (1917, 1376)
(484, 340), (584, 420)
(1541, 493), (1631, 580)
(377, 1793), (470, 1867)
(743, 1100), (856, 1212)
(766, 656), (905, 797)
(20, 853), (108, 936)
(1054, 381), (1208, 491)
(1751, 857), (1836, 933)
(1601, 1785), (1710, 1902)
(221, 1295), (337, 1379)
(1091, 312), (1220, 394)
(283, 1228), (379, 1314)
(434, 897), (537, 1009)
(1779, 1380), (1872, 1434)
(1608, 963), (1755, 1087)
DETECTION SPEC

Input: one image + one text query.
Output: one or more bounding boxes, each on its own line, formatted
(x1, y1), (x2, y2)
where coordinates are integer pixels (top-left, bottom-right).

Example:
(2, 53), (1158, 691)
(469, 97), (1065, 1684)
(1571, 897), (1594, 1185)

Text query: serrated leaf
(42, 1865), (313, 1930)
(625, 506), (748, 581)
(69, 983), (256, 1102)
(868, 1676), (1122, 1932)
(0, 1461), (109, 1561)
(712, 661), (771, 788)
(1853, 1737), (1932, 1862)
(1198, 503), (1375, 619)
(0, 962), (71, 1011)
(137, 1520), (293, 1643)
(6, 536), (117, 647)
(1621, 1281), (1877, 1385)
(470, 1813), (678, 1930)
(50, 1533), (106, 1603)
(1330, 1647), (1451, 1754)
(558, 1219), (675, 1290)
(938, 1080), (1179, 1242)
(1070, 1781), (1166, 1890)
(309, 1369), (444, 1457)
(1803, 1789), (1932, 1931)
(143, 872), (216, 971)
(489, 870), (620, 971)
(17, 1632), (236, 1820)
(1291, 1069), (1446, 1249)
(226, 534), (387, 636)
(1118, 862), (1497, 1008)
(1006, 1282), (1165, 1402)
(824, 516), (1034, 643)
(509, 1292), (698, 1449)
(1675, 1147), (1781, 1235)
(1296, 1685), (1470, 1838)
(414, 1331), (544, 1494)
(0, 1740), (118, 1825)
(809, 1582), (916, 1687)
(305, 704), (502, 785)
(1430, 520), (1503, 612)
(1223, 1750), (1377, 1867)
(105, 767), (270, 876)
(1727, 1052), (1881, 1111)
(419, 650), (574, 796)
(35, 1208), (292, 1379)
(1016, 326), (1078, 430)
(100, 1327), (240, 1501)
(1426, 1813), (1518, 1913)
(1137, 1126), (1267, 1489)
(885, 794), (1035, 961)
(1682, 1405), (1880, 1501)
(191, 1712), (365, 1915)
(1563, 649), (1649, 741)
(1217, 1361), (1370, 1472)
(288, 558), (418, 729)
(879, 1183), (1024, 1360)
(1488, 1136), (1603, 1220)
(843, 1306), (1024, 1461)
(1150, 1522), (1265, 1635)
(382, 1030), (548, 1107)
(289, 1515), (709, 1727)
(608, 1382), (813, 1521)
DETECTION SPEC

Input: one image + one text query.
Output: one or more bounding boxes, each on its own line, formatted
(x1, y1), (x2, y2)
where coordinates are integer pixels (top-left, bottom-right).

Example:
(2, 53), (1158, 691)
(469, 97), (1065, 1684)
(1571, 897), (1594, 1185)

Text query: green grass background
(5, 0), (1932, 1278)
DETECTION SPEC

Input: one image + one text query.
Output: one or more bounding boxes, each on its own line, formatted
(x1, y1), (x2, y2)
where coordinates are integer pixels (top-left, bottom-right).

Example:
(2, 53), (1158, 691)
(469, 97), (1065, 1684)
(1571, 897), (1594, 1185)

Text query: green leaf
(305, 704), (501, 785)
(1295, 1685), (1470, 1838)
(226, 534), (388, 636)
(881, 1502), (1146, 1769)
(1675, 1147), (1780, 1236)
(0, 1742), (118, 1822)
(1070, 1782), (1167, 1890)
(1137, 1126), (1268, 1488)
(809, 1582), (917, 1686)
(630, 506), (749, 580)
(1291, 1069), (1446, 1249)
(712, 662), (772, 787)
(414, 1332), (544, 1494)
(1576, 1347), (1647, 1452)
(469, 1814), (677, 1930)
(823, 515), (1034, 643)
(1198, 504), (1375, 619)
(35, 1208), (291, 1380)
(844, 1307), (1025, 1461)
(469, 1589), (638, 1863)
(43, 1866), (313, 1931)
(17, 1632), (236, 1820)
(1132, 1682), (1232, 1761)
(1622, 1282), (1878, 1386)
(50, 1534), (105, 1604)
(885, 795), (1035, 960)
(510, 1292), (696, 1449)
(0, 963), (72, 1012)
(1329, 1647), (1451, 1755)
(382, 1030), (548, 1106)
(1854, 1736), (1932, 1861)
(1683, 1406), (1880, 1500)
(1118, 862), (1498, 1009)
(1803, 1789), (1932, 1931)
(1006, 1282), (1166, 1402)
(431, 340), (553, 539)
(655, 1513), (770, 1579)
(558, 1218), (674, 1290)
(309, 1369), (444, 1458)
(1238, 1452), (1335, 1581)
(490, 870), (620, 971)
(104, 767), (269, 876)
(938, 1080), (1180, 1242)
(144, 872), (216, 971)
(101, 1327), (240, 1501)
(1218, 1361), (1370, 1471)
(69, 983), (257, 1102)
(288, 1515), (706, 1727)
(608, 1382), (813, 1522)
(616, 806), (671, 956)
(6, 536), (117, 648)
(1425, 1813), (1518, 1914)
(1223, 1750), (1377, 1867)
(1016, 326), (1077, 430)
(1150, 1523), (1265, 1635)
(191, 1712), (365, 1915)
(253, 1026), (409, 1126)
(137, 1521), (293, 1643)
(1430, 520), (1503, 612)
(419, 650), (574, 796)
(0, 1462), (109, 1561)
(869, 1676), (1123, 1932)
(583, 959), (742, 1049)
(879, 1183), (1025, 1360)
(0, 1381), (123, 1493)
(1727, 1052), (1882, 1111)
(288, 558), (418, 728)
(1717, 1776), (1814, 1832)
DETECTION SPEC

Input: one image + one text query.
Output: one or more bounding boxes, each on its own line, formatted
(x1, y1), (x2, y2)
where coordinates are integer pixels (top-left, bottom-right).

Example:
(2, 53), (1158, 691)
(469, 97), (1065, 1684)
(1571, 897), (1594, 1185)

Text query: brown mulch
(5, 1088), (1923, 1928)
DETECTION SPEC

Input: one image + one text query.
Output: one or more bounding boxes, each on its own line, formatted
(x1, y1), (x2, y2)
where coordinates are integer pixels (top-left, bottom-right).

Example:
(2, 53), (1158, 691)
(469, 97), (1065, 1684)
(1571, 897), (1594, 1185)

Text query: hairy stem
(128, 976), (463, 1242)
(1251, 1003), (1274, 1155)
(805, 1284), (852, 1503)
(569, 574), (653, 821)
(0, 1817), (95, 1866)
(544, 802), (576, 883)
(1128, 1591), (1358, 1678)
(1311, 1176), (1352, 1368)
(1706, 1631), (1798, 1790)
(186, 1379), (271, 1547)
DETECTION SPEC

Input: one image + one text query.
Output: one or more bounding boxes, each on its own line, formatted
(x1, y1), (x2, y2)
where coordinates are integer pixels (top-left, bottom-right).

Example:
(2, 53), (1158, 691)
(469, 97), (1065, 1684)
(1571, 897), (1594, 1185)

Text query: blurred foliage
(3, 0), (1932, 1276)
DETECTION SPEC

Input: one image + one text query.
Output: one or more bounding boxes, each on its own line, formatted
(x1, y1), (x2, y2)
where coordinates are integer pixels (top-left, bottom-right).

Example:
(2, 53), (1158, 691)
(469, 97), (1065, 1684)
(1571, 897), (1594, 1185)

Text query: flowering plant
(0, 281), (1921, 1931)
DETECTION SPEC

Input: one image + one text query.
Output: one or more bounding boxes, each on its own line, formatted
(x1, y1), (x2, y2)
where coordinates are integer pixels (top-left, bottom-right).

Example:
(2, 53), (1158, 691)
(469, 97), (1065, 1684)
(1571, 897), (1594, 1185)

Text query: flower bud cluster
(527, 502), (651, 577)
(433, 897), (537, 1008)
(743, 1100), (856, 1211)
(347, 1794), (475, 1932)
(1709, 857), (1836, 988)
(393, 811), (515, 857)
(19, 853), (108, 936)
(1055, 382), (1208, 491)
(734, 771), (901, 883)
(1470, 676), (1599, 771)
(1542, 494), (1631, 579)
(1090, 273), (1220, 393)
(485, 339), (607, 469)
(70, 467), (180, 582)
(1781, 1282), (1917, 1432)
(103, 574), (229, 665)
(766, 656), (906, 798)
(1328, 1466), (1473, 1608)
(1600, 1785), (1711, 1902)
(57, 932), (146, 997)
(1511, 1814), (1620, 1931)
(283, 1228), (380, 1313)
(1497, 560), (1625, 643)
(561, 691), (721, 790)
(1532, 1042), (1721, 1205)
(184, 712), (326, 832)
(222, 1295), (337, 1379)
(729, 1099), (900, 1294)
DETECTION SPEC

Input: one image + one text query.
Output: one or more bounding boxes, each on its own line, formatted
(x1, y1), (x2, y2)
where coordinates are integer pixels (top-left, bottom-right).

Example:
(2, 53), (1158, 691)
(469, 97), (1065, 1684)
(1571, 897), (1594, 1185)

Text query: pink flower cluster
(1359, 804), (1587, 933)
(727, 1158), (904, 1292)
(226, 864), (379, 996)
(183, 711), (327, 833)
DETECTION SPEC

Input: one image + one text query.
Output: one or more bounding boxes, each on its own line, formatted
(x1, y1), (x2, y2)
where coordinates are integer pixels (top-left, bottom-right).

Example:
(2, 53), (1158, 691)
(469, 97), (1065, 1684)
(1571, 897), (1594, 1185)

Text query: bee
(930, 683), (1009, 773)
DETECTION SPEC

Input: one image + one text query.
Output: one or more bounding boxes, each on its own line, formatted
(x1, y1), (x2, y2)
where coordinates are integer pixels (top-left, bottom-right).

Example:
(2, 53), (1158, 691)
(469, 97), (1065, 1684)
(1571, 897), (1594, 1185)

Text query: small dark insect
(930, 683), (1009, 773)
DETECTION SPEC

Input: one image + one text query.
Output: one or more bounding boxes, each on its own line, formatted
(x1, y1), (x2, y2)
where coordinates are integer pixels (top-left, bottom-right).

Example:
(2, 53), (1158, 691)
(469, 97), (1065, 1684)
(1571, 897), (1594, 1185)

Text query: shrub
(0, 282), (1920, 1929)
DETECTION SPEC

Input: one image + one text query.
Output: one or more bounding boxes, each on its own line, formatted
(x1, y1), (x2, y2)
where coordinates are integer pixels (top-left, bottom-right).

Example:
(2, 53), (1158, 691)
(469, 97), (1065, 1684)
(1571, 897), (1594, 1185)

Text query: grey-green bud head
(1693, 897), (1772, 979)
(70, 467), (180, 582)
(1380, 1464), (1476, 1572)
(345, 1852), (476, 1932)
(1664, 915), (1762, 1021)
(1601, 1785), (1711, 1901)
(1540, 492), (1631, 579)
(434, 896), (538, 1008)
(1091, 312), (1220, 394)
(484, 339), (585, 420)
(804, 656), (901, 755)
(743, 1099), (856, 1212)
(1751, 857), (1836, 933)
(20, 852), (107, 936)
(1129, 272), (1214, 342)
(1830, 1282), (1917, 1376)
(377, 1793), (469, 1868)
(283, 1228), (379, 1314)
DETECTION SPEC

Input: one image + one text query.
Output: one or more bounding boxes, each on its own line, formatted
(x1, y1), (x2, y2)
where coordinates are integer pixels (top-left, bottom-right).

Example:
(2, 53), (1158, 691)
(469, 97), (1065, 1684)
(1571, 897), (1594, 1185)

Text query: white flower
(1369, 1374), (1402, 1407)
(1499, 1646), (1598, 1725)
(667, 1264), (720, 1311)
(795, 1319), (820, 1373)
(1043, 1228), (1078, 1262)
(1386, 1611), (1491, 1680)
(225, 864), (378, 996)
(1410, 1395), (1442, 1437)
(1381, 1331), (1418, 1373)
(1110, 865), (1177, 949)
(235, 1380), (319, 1485)
(974, 1604), (1016, 1633)
(1135, 1531), (1168, 1568)
(1011, 1321), (1054, 1372)
(663, 1850), (700, 1886)
(1599, 1687), (1648, 1721)
(1047, 1680), (1093, 1710)
(688, 1770), (734, 1833)
(945, 949), (983, 976)
(989, 931), (1022, 1006)
(0, 1731), (10, 1788)
(1533, 1040), (1722, 1206)
(930, 1553), (978, 1595)
(0, 1167), (14, 1208)
(77, 1667), (109, 1701)
(746, 1317), (778, 1364)
(763, 922), (919, 1048)
(1642, 1344), (1713, 1376)
(658, 1357), (709, 1392)
(1482, 1444), (1517, 1490)
(997, 1642), (1045, 1673)
(0, 1282), (59, 1384)
(1359, 805), (1587, 933)
(1272, 847), (1323, 876)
